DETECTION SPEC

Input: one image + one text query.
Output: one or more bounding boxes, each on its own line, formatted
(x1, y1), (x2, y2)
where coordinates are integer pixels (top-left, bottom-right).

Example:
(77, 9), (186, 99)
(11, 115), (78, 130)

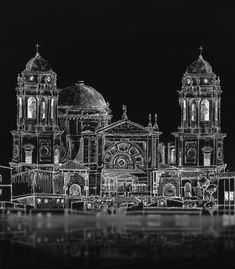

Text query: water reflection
(1, 214), (235, 268)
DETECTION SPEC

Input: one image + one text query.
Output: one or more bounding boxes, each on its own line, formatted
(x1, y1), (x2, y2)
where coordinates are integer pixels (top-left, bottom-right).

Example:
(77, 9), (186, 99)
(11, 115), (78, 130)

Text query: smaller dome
(25, 52), (51, 72)
(186, 55), (213, 74)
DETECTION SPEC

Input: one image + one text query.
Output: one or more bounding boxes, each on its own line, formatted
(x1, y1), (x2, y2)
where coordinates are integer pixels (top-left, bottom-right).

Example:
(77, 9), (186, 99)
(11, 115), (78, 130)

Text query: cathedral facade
(6, 49), (234, 209)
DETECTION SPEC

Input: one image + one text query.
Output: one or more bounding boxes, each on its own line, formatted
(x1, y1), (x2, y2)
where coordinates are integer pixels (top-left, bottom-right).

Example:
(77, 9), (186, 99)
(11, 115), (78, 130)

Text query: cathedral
(1, 47), (234, 209)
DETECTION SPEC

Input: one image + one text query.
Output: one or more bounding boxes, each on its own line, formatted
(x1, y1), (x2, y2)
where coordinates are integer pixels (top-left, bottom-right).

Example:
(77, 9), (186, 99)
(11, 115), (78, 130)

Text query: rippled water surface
(1, 213), (235, 269)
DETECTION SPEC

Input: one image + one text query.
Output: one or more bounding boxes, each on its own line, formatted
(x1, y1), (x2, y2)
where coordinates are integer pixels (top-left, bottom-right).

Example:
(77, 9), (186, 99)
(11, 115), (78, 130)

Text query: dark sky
(0, 0), (235, 170)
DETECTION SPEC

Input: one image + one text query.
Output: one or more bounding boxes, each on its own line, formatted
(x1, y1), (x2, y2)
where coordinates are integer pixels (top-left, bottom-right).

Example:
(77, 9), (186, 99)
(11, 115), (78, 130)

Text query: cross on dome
(35, 43), (41, 55)
(199, 46), (204, 59)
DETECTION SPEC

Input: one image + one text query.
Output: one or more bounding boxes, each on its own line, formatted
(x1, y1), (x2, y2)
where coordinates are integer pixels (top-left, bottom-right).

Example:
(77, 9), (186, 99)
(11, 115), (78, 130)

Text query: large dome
(58, 81), (108, 112)
(25, 52), (51, 72)
(186, 55), (213, 74)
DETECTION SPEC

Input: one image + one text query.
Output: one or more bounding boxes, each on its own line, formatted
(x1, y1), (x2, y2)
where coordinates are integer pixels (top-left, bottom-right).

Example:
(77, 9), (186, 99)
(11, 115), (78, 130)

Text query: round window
(69, 184), (81, 196)
(187, 148), (196, 159)
(117, 158), (126, 167)
(163, 183), (176, 197)
(40, 145), (50, 157)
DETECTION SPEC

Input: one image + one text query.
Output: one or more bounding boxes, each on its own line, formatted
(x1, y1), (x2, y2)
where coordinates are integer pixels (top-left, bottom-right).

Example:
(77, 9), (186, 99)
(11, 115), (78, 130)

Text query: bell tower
(11, 45), (62, 167)
(172, 49), (226, 171)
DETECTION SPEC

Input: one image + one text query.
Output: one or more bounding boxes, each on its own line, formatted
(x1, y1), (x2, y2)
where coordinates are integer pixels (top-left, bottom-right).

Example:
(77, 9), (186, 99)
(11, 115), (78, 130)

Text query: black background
(0, 0), (235, 170)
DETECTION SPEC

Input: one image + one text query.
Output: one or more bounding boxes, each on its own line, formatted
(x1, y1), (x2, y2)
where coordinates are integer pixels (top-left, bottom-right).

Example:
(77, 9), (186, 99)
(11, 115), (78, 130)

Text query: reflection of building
(2, 214), (234, 268)
(0, 47), (233, 208)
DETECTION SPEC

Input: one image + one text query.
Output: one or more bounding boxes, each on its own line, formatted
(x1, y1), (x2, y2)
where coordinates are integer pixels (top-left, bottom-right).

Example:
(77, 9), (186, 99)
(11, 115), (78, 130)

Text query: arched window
(27, 97), (36, 119)
(203, 152), (211, 166)
(200, 99), (210, 121)
(184, 182), (192, 198)
(51, 98), (54, 119)
(191, 103), (196, 121)
(202, 147), (212, 167)
(170, 149), (176, 164)
(23, 144), (34, 164)
(25, 150), (32, 164)
(215, 101), (218, 122)
(41, 100), (46, 119)
(183, 100), (186, 121)
(19, 97), (22, 119)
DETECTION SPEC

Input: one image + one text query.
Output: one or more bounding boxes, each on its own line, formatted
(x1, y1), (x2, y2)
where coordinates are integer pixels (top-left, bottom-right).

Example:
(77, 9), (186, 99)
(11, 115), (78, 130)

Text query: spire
(122, 105), (128, 120)
(148, 114), (152, 129)
(153, 113), (158, 130)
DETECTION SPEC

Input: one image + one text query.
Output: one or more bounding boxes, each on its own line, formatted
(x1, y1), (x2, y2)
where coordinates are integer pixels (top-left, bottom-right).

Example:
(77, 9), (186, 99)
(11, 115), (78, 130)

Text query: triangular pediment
(97, 119), (156, 135)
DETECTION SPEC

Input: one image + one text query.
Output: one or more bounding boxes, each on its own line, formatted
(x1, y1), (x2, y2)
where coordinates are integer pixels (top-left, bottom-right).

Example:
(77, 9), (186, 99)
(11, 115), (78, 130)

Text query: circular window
(203, 78), (208, 84)
(40, 145), (50, 157)
(69, 184), (81, 196)
(163, 183), (176, 197)
(187, 148), (196, 159)
(29, 76), (34, 81)
(187, 78), (191, 85)
(47, 76), (51, 82)
(117, 158), (126, 167)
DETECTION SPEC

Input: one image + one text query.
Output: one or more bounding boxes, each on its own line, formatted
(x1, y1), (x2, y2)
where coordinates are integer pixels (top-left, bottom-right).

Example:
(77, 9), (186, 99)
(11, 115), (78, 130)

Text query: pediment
(97, 119), (156, 135)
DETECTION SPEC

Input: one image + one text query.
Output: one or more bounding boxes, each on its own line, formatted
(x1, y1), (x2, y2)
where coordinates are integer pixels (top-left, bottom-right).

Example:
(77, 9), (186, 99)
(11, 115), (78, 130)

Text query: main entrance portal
(101, 170), (147, 196)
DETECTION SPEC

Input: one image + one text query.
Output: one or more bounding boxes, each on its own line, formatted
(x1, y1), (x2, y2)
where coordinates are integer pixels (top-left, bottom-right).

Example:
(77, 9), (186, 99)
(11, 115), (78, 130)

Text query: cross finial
(35, 43), (41, 54)
(199, 46), (204, 57)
